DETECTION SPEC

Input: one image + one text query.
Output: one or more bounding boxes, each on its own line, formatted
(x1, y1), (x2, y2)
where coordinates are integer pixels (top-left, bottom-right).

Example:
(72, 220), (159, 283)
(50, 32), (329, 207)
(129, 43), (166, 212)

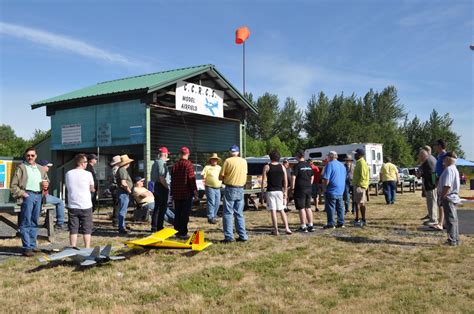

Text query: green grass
(0, 188), (473, 312)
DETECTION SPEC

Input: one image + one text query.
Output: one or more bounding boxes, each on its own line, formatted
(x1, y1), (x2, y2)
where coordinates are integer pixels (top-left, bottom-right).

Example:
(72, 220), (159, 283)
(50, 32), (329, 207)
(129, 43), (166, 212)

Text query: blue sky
(1, 0), (473, 159)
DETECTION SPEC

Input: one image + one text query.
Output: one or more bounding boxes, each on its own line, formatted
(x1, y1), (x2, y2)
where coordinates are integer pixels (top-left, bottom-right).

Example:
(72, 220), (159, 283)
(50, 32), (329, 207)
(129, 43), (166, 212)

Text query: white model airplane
(38, 244), (125, 267)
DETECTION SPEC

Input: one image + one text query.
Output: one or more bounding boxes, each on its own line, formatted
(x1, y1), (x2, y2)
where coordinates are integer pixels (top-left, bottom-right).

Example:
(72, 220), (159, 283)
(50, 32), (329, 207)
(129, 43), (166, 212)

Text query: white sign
(61, 124), (81, 144)
(175, 80), (224, 118)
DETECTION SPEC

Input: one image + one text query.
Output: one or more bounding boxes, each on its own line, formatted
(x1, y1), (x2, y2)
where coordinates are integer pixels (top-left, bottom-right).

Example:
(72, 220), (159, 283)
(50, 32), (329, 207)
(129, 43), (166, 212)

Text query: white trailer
(304, 143), (383, 180)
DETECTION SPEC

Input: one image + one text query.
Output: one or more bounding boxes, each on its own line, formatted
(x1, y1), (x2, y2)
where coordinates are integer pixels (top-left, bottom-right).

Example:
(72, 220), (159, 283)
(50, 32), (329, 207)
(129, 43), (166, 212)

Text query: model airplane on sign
(125, 228), (212, 251)
(38, 244), (126, 267)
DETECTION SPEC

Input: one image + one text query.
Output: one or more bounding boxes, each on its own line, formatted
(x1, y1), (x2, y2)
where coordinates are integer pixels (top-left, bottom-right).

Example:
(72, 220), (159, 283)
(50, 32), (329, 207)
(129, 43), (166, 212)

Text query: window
(377, 152), (381, 161)
(371, 150), (376, 160)
(373, 164), (377, 175)
(309, 152), (322, 158)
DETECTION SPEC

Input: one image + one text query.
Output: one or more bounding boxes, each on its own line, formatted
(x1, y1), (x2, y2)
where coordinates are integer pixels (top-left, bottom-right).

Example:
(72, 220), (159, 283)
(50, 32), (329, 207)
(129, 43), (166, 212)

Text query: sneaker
(32, 248), (41, 253)
(118, 229), (129, 235)
(322, 225), (335, 229)
(336, 224), (345, 228)
(420, 215), (430, 220)
(296, 227), (308, 233)
(54, 224), (67, 231)
(220, 239), (234, 244)
(23, 249), (35, 257)
(360, 220), (366, 227)
(307, 225), (315, 232)
(444, 240), (458, 247)
(208, 218), (217, 224)
(236, 237), (248, 242)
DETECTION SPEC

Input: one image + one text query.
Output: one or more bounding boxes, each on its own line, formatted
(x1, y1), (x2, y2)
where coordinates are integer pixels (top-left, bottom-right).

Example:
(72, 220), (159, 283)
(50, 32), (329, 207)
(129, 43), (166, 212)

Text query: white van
(304, 143), (383, 180)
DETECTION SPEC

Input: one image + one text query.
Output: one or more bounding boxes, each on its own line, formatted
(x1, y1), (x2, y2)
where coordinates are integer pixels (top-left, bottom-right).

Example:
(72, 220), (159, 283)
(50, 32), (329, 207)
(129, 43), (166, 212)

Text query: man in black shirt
(291, 150), (314, 232)
(418, 148), (438, 226)
(86, 154), (98, 212)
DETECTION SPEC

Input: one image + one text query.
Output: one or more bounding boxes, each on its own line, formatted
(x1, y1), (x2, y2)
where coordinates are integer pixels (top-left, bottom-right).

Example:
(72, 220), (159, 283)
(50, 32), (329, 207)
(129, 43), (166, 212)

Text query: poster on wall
(61, 124), (82, 144)
(0, 160), (22, 189)
(175, 80), (224, 118)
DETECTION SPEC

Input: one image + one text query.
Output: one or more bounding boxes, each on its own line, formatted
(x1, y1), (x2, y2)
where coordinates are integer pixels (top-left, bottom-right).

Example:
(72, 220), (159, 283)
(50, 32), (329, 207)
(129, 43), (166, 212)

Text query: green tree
(0, 124), (28, 157)
(276, 97), (303, 153)
(304, 92), (330, 147)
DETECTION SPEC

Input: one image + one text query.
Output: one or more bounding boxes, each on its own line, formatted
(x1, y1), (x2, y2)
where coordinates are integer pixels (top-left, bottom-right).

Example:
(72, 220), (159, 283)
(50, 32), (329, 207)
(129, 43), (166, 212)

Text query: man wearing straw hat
(109, 155), (121, 227)
(202, 153), (222, 224)
(116, 154), (134, 234)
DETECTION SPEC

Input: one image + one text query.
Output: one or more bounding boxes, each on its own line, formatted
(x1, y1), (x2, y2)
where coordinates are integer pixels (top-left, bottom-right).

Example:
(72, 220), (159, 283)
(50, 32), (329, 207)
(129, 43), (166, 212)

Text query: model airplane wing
(80, 260), (97, 267)
(125, 228), (178, 247)
(38, 247), (85, 263)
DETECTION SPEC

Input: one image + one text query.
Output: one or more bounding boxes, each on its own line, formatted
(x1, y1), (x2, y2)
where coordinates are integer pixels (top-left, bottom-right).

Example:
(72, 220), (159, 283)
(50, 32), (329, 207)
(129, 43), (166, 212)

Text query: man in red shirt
(310, 160), (322, 212)
(171, 147), (198, 237)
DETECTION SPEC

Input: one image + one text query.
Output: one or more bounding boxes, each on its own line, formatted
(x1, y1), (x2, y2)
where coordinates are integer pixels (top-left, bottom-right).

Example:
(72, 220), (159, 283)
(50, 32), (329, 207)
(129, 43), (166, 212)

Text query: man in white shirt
(437, 152), (461, 246)
(65, 154), (95, 248)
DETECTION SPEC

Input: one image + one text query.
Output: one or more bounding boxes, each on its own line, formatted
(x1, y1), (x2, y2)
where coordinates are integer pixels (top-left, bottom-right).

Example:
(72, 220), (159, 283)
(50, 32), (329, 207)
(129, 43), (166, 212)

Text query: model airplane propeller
(125, 228), (212, 251)
(38, 244), (126, 267)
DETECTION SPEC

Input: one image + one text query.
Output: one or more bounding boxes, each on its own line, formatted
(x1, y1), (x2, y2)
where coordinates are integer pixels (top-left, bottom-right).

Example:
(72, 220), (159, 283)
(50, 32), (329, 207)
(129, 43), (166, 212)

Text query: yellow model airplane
(125, 228), (212, 251)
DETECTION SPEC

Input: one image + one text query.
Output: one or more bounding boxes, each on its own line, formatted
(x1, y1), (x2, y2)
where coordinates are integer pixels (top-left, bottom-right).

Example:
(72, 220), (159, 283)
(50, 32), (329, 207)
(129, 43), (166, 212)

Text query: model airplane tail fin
(90, 246), (101, 258)
(189, 229), (212, 251)
(100, 244), (112, 257)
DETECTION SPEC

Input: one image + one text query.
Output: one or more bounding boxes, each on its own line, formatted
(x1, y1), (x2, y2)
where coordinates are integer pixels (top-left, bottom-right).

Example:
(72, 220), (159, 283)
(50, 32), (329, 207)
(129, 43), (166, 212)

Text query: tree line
(0, 125), (50, 157)
(245, 86), (463, 166)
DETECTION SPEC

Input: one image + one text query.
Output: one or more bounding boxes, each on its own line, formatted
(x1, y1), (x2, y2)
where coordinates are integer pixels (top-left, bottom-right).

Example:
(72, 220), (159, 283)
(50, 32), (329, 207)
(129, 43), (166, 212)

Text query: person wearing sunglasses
(10, 147), (49, 257)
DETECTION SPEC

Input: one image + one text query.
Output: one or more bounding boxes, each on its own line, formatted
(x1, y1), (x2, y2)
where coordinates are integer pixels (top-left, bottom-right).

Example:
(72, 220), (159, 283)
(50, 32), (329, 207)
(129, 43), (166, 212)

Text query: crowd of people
(9, 138), (462, 257)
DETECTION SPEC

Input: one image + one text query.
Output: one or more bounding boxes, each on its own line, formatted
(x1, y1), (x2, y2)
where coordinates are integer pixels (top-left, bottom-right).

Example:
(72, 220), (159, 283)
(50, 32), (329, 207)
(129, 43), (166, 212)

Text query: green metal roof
(31, 64), (256, 113)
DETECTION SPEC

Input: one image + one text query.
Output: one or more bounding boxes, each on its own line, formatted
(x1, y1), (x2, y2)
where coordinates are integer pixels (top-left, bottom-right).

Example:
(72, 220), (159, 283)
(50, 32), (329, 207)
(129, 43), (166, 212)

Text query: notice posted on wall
(175, 80), (224, 118)
(61, 124), (82, 144)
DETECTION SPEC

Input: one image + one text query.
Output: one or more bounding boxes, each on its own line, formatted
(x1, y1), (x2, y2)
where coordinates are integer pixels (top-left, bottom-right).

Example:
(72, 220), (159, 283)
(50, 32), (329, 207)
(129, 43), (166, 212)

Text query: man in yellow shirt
(219, 145), (248, 243)
(202, 153), (222, 224)
(379, 157), (400, 205)
(352, 148), (369, 227)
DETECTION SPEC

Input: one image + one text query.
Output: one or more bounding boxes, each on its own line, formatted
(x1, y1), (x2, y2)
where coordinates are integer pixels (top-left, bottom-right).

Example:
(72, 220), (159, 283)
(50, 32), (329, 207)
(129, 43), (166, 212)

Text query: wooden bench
(0, 189), (55, 242)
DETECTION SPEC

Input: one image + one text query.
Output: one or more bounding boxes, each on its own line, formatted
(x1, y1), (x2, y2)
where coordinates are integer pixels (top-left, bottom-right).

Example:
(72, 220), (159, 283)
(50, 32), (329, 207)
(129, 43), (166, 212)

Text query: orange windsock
(235, 26), (250, 44)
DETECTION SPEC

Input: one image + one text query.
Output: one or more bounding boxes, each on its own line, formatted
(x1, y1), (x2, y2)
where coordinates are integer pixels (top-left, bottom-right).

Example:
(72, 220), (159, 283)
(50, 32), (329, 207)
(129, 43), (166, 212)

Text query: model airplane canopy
(125, 228), (212, 251)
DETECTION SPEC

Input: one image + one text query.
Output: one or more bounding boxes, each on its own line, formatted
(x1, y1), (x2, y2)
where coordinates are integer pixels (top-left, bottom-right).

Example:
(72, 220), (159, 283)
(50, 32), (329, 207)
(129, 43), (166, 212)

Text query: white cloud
(399, 5), (465, 27)
(0, 21), (146, 68)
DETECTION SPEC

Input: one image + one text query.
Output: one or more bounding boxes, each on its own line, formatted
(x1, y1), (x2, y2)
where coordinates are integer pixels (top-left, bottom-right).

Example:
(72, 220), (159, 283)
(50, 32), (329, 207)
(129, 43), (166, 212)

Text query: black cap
(354, 148), (365, 156)
(134, 176), (145, 183)
(296, 150), (305, 158)
(87, 154), (98, 161)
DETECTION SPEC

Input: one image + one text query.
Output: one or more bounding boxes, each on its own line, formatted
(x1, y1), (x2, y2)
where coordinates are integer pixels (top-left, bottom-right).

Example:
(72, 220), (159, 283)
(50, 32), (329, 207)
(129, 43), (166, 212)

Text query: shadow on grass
(334, 235), (436, 247)
(0, 246), (24, 257)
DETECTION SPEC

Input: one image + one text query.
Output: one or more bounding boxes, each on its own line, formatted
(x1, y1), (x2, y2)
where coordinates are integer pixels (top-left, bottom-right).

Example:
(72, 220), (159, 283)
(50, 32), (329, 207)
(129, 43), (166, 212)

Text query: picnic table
(0, 189), (56, 241)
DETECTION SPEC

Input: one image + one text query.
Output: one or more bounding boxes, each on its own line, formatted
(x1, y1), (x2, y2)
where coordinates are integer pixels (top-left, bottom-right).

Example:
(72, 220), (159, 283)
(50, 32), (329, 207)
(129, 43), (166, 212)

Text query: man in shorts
(65, 154), (95, 248)
(292, 150), (314, 232)
(261, 150), (292, 235)
(352, 148), (369, 227)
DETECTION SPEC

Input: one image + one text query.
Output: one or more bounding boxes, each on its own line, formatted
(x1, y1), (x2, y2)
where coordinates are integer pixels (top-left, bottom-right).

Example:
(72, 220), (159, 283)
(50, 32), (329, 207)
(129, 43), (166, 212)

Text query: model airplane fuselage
(125, 228), (212, 251)
(38, 245), (125, 266)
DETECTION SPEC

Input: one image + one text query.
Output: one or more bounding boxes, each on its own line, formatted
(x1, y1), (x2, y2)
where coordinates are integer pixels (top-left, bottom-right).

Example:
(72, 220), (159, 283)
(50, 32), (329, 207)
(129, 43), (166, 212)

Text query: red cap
(159, 147), (169, 154)
(180, 146), (190, 154)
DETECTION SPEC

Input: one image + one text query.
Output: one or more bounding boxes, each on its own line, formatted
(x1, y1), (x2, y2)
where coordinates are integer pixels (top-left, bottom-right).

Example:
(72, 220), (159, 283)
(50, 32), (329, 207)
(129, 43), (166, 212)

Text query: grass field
(0, 188), (473, 313)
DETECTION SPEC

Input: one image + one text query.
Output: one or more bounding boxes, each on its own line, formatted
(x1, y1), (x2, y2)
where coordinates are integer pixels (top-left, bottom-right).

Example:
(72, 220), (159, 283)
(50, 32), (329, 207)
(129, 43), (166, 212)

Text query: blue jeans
(20, 192), (43, 249)
(223, 186), (248, 241)
(325, 193), (345, 226)
(146, 202), (175, 225)
(343, 183), (352, 212)
(118, 191), (130, 231)
(205, 186), (221, 220)
(45, 194), (65, 225)
(383, 181), (397, 204)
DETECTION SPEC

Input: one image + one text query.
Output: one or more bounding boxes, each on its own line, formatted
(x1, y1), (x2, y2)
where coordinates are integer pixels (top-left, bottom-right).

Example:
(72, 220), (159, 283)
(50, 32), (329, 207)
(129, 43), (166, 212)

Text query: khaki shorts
(353, 187), (367, 204)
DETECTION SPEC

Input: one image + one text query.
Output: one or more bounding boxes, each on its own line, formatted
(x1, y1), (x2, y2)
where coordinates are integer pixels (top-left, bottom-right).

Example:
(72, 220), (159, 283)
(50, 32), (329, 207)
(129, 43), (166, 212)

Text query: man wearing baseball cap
(352, 148), (369, 227)
(37, 160), (66, 231)
(219, 145), (249, 243)
(170, 147), (198, 238)
(150, 146), (170, 232)
(86, 154), (98, 212)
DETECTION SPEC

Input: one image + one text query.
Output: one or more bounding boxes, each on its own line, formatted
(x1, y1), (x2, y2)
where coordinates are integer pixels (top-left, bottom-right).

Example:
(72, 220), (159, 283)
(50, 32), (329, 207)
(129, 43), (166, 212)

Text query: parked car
(407, 167), (422, 187)
(398, 167), (415, 187)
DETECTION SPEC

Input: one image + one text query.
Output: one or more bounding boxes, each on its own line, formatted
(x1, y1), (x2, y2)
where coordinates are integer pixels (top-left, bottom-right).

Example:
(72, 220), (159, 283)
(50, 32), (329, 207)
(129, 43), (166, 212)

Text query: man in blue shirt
(322, 151), (347, 229)
(434, 139), (447, 178)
